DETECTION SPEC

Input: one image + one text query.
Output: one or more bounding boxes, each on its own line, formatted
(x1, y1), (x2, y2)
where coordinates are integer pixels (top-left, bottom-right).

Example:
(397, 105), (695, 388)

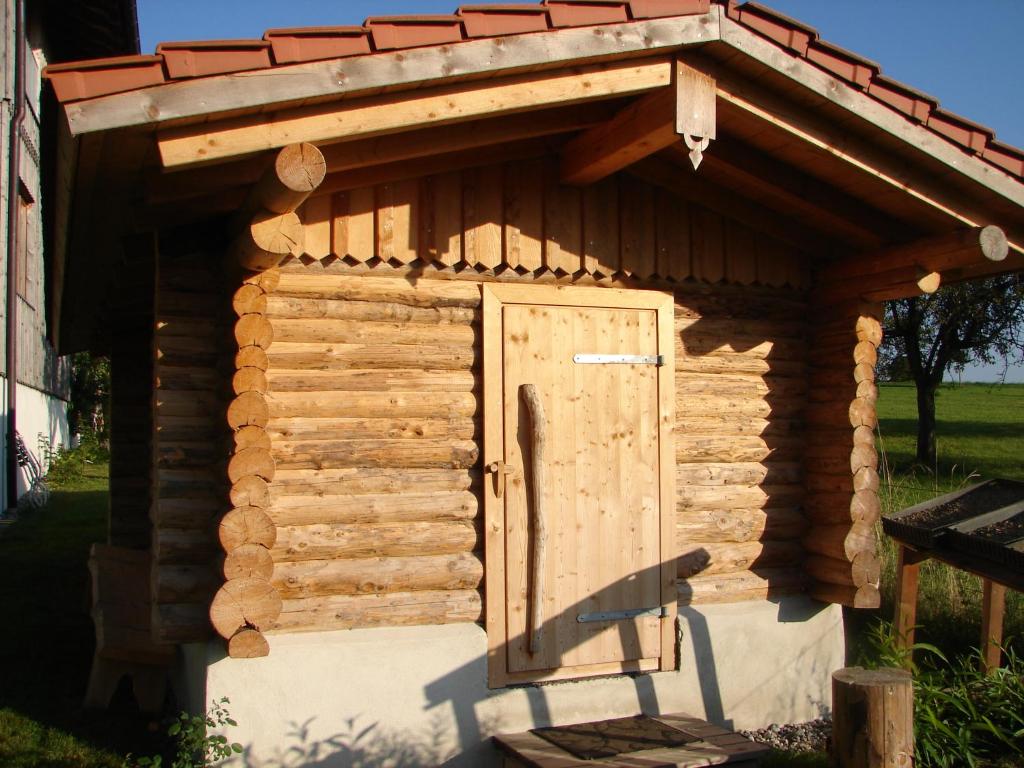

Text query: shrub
(861, 620), (1024, 767)
(130, 698), (243, 768)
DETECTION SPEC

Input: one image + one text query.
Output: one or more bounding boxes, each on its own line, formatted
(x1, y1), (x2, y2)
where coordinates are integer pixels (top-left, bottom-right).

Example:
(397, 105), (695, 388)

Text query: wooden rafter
(157, 58), (673, 169)
(560, 59), (715, 185)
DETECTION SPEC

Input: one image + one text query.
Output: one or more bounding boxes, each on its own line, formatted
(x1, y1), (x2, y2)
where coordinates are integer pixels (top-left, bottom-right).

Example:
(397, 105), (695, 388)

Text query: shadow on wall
(225, 556), (786, 767)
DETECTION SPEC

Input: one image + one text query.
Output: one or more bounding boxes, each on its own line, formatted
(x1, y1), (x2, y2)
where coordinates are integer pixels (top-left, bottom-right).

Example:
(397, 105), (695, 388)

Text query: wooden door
(483, 285), (676, 686)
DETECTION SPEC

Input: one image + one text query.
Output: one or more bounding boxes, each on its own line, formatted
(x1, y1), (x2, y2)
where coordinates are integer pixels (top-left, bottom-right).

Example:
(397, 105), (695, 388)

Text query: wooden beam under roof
(156, 58), (674, 169)
(695, 136), (909, 250)
(146, 101), (620, 206)
(630, 152), (831, 257)
(560, 59), (715, 185)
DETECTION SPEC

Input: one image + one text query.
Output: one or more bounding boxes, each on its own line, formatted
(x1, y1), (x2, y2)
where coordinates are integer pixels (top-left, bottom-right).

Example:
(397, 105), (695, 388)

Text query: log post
(211, 142), (326, 657)
(981, 579), (1007, 674)
(894, 545), (926, 665)
(832, 667), (913, 768)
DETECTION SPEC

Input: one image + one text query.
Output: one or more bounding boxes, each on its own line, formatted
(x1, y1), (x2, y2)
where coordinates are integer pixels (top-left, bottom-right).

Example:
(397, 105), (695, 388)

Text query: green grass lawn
(0, 465), (159, 768)
(872, 382), (1024, 661)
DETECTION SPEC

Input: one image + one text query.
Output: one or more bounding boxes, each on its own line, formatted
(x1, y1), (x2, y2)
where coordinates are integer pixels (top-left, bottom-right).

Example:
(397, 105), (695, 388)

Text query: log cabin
(43, 1), (1024, 764)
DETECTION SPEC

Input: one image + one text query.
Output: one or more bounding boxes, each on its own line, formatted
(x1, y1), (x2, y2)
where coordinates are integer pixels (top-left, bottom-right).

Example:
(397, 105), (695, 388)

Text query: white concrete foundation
(182, 597), (843, 767)
(0, 380), (69, 505)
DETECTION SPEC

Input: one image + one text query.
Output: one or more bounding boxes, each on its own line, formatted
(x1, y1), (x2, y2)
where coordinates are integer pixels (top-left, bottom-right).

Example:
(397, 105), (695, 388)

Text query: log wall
(151, 254), (228, 643)
(245, 164), (811, 634)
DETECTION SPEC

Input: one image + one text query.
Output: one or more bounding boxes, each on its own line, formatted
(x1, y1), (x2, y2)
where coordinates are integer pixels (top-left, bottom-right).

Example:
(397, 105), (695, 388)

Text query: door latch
(487, 461), (518, 498)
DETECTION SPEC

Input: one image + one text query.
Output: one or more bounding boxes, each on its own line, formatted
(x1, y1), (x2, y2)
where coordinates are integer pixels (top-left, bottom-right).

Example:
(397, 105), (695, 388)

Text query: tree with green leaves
(879, 274), (1024, 466)
(68, 352), (110, 443)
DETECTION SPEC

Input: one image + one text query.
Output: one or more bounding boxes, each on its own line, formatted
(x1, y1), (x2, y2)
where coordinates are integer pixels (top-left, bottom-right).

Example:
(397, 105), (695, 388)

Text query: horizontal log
(266, 295), (476, 325)
(272, 438), (479, 471)
(153, 529), (218, 565)
(233, 284), (268, 317)
(270, 468), (474, 498)
(228, 446), (275, 483)
(220, 506), (277, 551)
(254, 142), (326, 215)
(265, 369), (477, 393)
(803, 401), (877, 429)
(243, 268), (281, 293)
(676, 333), (805, 362)
(677, 540), (804, 579)
(809, 581), (880, 609)
(273, 520), (479, 562)
(235, 314), (275, 349)
(228, 628), (269, 658)
(805, 552), (880, 589)
(210, 577), (283, 638)
(155, 317), (217, 339)
(677, 483), (804, 512)
(675, 416), (803, 437)
(676, 461), (803, 486)
(675, 434), (803, 463)
(810, 341), (878, 367)
(804, 490), (881, 526)
(154, 565), (219, 603)
(271, 317), (477, 347)
(266, 391), (477, 419)
(155, 390), (222, 419)
(275, 273), (482, 308)
(267, 342), (476, 371)
(804, 424), (875, 449)
(675, 373), (808, 398)
(156, 367), (219, 391)
(676, 507), (807, 544)
(677, 355), (806, 378)
(230, 475), (271, 509)
(269, 589), (482, 633)
(273, 552), (483, 598)
(802, 521), (876, 562)
(236, 345), (270, 372)
(680, 567), (806, 605)
(158, 468), (222, 497)
(153, 498), (222, 529)
(266, 416), (477, 442)
(234, 424), (271, 451)
(223, 543), (275, 581)
(804, 447), (878, 477)
(808, 364), (875, 389)
(675, 394), (804, 420)
(233, 368), (268, 396)
(153, 603), (212, 643)
(270, 490), (478, 526)
(227, 392), (269, 429)
(233, 211), (303, 272)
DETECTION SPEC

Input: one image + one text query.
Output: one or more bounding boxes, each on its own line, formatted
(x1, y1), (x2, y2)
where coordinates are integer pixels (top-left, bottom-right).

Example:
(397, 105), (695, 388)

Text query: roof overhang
(50, 6), (1024, 353)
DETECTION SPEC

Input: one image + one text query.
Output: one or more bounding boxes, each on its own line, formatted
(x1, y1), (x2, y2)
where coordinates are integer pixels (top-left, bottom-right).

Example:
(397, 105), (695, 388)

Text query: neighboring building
(42, 1), (1024, 766)
(0, 0), (137, 510)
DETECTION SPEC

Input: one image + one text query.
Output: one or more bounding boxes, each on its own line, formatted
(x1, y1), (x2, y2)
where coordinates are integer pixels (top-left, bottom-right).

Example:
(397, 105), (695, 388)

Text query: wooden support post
(894, 545), (925, 665)
(981, 579), (1007, 674)
(832, 667), (913, 768)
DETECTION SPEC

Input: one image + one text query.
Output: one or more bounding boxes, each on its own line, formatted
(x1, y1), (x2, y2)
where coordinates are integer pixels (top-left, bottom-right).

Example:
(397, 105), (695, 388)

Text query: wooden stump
(832, 667), (913, 768)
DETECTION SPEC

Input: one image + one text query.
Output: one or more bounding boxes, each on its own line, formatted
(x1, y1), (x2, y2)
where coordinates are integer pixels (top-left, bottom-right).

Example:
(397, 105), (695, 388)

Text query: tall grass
(871, 383), (1024, 660)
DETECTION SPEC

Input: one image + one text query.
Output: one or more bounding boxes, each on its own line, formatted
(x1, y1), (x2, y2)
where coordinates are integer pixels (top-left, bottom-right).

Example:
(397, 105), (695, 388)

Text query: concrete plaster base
(180, 596), (844, 767)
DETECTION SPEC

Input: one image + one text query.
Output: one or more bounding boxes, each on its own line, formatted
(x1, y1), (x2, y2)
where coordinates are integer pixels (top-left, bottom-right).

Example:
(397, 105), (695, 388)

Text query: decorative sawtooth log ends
(212, 143), (325, 657)
(803, 300), (884, 609)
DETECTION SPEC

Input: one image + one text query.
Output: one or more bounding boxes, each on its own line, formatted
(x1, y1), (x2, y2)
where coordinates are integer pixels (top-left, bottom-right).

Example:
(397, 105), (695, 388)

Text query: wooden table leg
(894, 545), (924, 667)
(981, 579), (1006, 674)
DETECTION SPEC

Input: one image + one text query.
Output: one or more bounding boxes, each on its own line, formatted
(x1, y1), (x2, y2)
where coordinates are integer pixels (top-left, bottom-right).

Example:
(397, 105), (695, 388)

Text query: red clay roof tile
(543, 1), (629, 28)
(458, 5), (551, 37)
(806, 39), (879, 89)
(727, 0), (816, 55)
(928, 108), (993, 154)
(264, 27), (371, 65)
(983, 140), (1024, 178)
(867, 74), (938, 123)
(628, 0), (710, 18)
(364, 16), (465, 50)
(157, 40), (272, 79)
(43, 54), (165, 101)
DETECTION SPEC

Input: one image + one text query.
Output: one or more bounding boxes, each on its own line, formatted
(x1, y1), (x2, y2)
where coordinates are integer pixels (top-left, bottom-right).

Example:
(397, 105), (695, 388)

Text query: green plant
(860, 620), (1024, 767)
(44, 431), (111, 488)
(130, 698), (243, 768)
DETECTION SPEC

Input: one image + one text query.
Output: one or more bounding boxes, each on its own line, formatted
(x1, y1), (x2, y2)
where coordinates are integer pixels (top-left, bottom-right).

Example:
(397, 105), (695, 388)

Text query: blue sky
(137, 1), (1024, 381)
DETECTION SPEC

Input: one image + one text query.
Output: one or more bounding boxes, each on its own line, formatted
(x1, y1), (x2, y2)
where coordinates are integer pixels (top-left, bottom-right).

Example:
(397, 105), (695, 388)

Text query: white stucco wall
(0, 379), (69, 505)
(180, 596), (844, 767)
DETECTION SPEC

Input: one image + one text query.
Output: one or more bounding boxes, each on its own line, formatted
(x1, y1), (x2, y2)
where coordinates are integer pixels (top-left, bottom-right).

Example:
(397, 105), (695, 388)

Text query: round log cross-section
(832, 667), (913, 768)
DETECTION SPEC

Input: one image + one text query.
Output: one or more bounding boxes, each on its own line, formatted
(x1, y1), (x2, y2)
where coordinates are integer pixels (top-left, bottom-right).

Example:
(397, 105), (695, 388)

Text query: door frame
(482, 283), (677, 688)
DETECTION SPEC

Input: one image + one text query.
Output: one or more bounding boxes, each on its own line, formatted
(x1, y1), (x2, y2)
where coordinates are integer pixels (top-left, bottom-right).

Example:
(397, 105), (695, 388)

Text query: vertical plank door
(483, 285), (675, 686)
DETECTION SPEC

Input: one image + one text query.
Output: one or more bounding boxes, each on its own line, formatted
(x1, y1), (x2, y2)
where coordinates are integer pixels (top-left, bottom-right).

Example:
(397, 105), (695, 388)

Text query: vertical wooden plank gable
(504, 158), (544, 272)
(583, 176), (620, 276)
(464, 165), (504, 270)
(655, 187), (690, 281)
(543, 165), (583, 275)
(377, 179), (419, 265)
(691, 207), (725, 284)
(619, 174), (656, 278)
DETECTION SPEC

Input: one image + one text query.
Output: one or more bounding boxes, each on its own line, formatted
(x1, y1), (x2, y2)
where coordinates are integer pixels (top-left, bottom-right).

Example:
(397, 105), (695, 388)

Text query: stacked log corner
(803, 301), (883, 608)
(209, 142), (326, 658)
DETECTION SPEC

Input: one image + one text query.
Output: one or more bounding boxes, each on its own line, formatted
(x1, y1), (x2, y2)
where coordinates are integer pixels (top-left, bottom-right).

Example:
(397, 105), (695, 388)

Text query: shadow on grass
(0, 482), (164, 766)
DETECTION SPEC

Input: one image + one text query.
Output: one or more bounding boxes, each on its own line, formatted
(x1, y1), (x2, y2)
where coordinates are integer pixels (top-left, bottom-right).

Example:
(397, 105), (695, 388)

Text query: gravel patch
(740, 717), (831, 753)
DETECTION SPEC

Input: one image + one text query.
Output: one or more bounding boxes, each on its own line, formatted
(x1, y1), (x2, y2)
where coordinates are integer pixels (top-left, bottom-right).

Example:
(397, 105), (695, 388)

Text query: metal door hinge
(573, 354), (664, 366)
(577, 606), (668, 623)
